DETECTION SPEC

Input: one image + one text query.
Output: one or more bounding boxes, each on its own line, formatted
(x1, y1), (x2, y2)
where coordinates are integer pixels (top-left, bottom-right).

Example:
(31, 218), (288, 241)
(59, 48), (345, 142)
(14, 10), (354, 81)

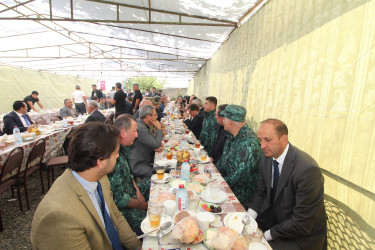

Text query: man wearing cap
(216, 105), (261, 206)
(199, 96), (219, 155)
(23, 91), (44, 112)
(72, 85), (87, 114)
(247, 119), (327, 250)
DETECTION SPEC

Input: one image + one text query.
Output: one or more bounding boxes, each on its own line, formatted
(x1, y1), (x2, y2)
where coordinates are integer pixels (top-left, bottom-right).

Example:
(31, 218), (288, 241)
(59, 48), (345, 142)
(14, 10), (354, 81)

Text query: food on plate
(192, 229), (204, 244)
(170, 169), (181, 177)
(170, 179), (186, 188)
(206, 226), (247, 250)
(192, 173), (210, 184)
(201, 203), (222, 213)
(187, 183), (204, 193)
(170, 216), (199, 244)
(174, 210), (190, 223)
(157, 192), (176, 203)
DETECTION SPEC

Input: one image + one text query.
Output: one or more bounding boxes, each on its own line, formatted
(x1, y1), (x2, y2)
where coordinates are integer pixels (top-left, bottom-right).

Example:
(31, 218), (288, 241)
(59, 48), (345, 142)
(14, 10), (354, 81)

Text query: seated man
(85, 100), (106, 123)
(210, 104), (228, 164)
(199, 96), (219, 155)
(216, 105), (261, 205)
(183, 103), (204, 138)
(248, 119), (327, 250)
(3, 101), (36, 134)
(98, 97), (108, 110)
(31, 123), (141, 250)
(130, 105), (163, 178)
(23, 90), (44, 112)
(133, 99), (152, 119)
(60, 98), (78, 118)
(108, 114), (150, 235)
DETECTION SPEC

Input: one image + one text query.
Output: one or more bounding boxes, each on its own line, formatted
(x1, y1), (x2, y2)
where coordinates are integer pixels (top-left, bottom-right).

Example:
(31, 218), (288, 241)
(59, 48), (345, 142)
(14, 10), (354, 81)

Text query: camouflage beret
(219, 105), (246, 122)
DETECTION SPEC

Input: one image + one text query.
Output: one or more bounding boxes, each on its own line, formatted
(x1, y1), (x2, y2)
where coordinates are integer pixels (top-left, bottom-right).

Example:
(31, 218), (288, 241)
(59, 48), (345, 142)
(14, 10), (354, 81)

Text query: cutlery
(137, 221), (172, 239)
(241, 215), (250, 236)
(202, 178), (217, 186)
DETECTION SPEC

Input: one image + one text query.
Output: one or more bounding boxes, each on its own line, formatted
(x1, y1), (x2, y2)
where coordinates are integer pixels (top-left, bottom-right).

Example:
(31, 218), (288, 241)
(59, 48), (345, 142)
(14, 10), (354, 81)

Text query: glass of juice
(195, 141), (201, 149)
(156, 165), (165, 180)
(148, 202), (162, 228)
(166, 152), (173, 160)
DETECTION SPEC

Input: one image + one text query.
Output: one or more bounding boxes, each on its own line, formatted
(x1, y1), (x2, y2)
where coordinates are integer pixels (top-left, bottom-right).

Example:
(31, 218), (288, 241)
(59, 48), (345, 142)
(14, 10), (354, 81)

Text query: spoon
(202, 178), (217, 186)
(241, 215), (250, 236)
(158, 229), (163, 250)
(137, 221), (172, 239)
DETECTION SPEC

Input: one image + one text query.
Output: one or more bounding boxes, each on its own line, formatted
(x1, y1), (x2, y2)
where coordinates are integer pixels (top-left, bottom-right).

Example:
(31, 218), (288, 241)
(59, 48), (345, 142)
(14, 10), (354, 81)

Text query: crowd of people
(1, 85), (327, 249)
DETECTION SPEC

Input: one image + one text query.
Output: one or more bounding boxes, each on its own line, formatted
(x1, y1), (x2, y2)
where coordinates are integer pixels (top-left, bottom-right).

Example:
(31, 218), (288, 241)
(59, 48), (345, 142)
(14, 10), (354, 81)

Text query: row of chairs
(0, 138), (68, 231)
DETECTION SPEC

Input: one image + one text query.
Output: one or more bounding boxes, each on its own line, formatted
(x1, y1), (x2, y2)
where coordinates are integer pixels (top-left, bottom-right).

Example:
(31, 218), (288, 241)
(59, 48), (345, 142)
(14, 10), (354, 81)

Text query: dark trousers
(75, 103), (86, 114)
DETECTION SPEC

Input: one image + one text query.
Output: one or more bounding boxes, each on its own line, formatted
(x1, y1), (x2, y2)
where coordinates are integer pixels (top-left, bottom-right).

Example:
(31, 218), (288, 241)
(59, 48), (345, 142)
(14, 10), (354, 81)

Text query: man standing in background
(111, 82), (127, 118)
(131, 84), (142, 115)
(24, 91), (44, 112)
(91, 84), (103, 100)
(72, 85), (87, 114)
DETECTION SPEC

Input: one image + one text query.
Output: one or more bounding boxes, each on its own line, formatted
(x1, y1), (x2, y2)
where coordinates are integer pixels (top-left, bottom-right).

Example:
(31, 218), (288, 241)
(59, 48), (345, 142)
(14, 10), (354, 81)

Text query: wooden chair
(50, 116), (61, 122)
(35, 117), (48, 125)
(20, 138), (46, 210)
(46, 155), (68, 190)
(105, 112), (114, 125)
(0, 147), (24, 231)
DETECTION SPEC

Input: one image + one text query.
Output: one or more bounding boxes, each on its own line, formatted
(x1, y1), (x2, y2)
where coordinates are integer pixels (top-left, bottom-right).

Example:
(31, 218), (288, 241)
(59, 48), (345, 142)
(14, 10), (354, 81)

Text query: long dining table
(141, 105), (271, 250)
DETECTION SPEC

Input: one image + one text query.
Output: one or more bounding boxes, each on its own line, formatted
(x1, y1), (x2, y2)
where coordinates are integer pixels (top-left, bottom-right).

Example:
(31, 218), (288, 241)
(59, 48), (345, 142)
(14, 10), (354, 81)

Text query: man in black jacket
(3, 101), (36, 134)
(85, 101), (106, 123)
(183, 103), (204, 138)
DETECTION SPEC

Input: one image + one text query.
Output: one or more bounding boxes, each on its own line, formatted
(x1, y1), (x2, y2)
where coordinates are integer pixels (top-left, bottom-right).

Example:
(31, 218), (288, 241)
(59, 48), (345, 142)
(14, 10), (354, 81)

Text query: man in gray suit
(60, 98), (78, 118)
(248, 119), (327, 250)
(130, 105), (163, 178)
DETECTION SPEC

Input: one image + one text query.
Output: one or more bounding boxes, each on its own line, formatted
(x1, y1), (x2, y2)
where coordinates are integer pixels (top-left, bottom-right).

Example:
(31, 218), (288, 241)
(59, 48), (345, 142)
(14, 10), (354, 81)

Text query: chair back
(0, 147), (24, 182)
(50, 116), (61, 122)
(105, 112), (114, 125)
(35, 117), (48, 125)
(25, 138), (46, 172)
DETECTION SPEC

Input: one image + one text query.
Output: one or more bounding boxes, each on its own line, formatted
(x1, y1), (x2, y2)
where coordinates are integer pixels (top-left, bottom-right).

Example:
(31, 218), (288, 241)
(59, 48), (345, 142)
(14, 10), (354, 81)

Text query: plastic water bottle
(62, 118), (68, 128)
(176, 184), (188, 211)
(13, 127), (23, 145)
(181, 138), (186, 149)
(181, 159), (190, 181)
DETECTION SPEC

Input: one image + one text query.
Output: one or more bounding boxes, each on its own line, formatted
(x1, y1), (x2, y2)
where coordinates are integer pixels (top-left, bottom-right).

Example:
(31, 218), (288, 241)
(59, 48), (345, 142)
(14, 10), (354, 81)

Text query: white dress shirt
(16, 111), (30, 127)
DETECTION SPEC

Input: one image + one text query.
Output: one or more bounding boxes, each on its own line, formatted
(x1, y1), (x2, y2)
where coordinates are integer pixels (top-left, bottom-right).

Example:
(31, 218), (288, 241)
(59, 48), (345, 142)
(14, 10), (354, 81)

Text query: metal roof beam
(0, 0), (36, 14)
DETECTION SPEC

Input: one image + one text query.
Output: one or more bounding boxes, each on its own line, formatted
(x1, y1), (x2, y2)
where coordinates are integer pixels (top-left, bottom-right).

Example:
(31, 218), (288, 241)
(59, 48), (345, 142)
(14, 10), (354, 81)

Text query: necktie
(22, 114), (31, 126)
(273, 160), (280, 191)
(96, 182), (123, 250)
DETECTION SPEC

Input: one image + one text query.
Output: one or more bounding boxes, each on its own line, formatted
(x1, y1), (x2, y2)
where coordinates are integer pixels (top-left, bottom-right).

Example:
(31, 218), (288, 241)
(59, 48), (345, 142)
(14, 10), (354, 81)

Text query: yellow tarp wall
(0, 65), (96, 113)
(188, 0), (375, 248)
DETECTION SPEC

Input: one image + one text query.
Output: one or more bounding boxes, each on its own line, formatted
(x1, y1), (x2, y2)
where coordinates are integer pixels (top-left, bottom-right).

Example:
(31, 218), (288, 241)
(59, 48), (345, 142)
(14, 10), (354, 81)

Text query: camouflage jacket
(199, 109), (219, 155)
(216, 124), (261, 205)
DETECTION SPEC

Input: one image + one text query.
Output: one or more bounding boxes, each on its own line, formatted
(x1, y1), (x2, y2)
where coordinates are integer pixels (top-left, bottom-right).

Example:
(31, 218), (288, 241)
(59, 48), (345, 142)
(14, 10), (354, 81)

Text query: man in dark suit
(183, 103), (204, 138)
(248, 119), (327, 250)
(85, 100), (106, 123)
(3, 101), (36, 134)
(129, 105), (163, 178)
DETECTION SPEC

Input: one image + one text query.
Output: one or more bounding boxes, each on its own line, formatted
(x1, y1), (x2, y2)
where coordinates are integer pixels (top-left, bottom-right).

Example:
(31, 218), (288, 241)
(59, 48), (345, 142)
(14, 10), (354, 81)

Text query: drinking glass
(156, 165), (165, 180)
(148, 202), (163, 228)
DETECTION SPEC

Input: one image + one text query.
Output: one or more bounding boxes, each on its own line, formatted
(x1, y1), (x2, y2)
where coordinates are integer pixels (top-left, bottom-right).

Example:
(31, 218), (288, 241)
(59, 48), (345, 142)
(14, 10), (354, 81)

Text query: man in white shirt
(3, 101), (36, 134)
(248, 119), (327, 250)
(72, 85), (87, 114)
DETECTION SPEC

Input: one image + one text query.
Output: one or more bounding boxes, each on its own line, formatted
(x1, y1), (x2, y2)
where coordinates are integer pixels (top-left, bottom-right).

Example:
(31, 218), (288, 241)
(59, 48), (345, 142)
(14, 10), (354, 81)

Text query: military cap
(219, 105), (247, 122)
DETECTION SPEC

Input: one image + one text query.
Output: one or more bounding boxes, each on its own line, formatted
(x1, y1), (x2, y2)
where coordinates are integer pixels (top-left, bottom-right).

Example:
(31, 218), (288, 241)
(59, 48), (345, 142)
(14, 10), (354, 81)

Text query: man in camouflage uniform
(216, 105), (261, 206)
(199, 96), (219, 155)
(108, 114), (150, 235)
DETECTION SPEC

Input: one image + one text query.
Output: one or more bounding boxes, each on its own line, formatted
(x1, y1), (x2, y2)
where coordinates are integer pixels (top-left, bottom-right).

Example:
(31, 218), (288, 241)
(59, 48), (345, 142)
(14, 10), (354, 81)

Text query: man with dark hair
(125, 96), (133, 114)
(72, 85), (87, 114)
(183, 103), (204, 138)
(210, 104), (228, 164)
(85, 100), (106, 123)
(150, 87), (157, 97)
(216, 105), (261, 205)
(247, 119), (327, 250)
(23, 91), (44, 112)
(110, 82), (127, 118)
(108, 114), (150, 234)
(199, 96), (219, 155)
(130, 105), (163, 178)
(91, 84), (103, 100)
(31, 123), (141, 249)
(3, 101), (36, 134)
(60, 98), (78, 118)
(131, 84), (142, 115)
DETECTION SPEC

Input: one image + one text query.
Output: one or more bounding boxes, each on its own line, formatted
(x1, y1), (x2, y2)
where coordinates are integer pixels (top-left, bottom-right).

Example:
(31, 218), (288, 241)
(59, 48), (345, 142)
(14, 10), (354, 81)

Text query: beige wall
(0, 65), (96, 113)
(189, 0), (375, 248)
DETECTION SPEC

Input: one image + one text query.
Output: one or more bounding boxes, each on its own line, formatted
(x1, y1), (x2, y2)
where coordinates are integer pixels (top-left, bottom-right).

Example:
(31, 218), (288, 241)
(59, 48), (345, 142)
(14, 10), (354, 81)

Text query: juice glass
(148, 202), (162, 228)
(195, 141), (201, 149)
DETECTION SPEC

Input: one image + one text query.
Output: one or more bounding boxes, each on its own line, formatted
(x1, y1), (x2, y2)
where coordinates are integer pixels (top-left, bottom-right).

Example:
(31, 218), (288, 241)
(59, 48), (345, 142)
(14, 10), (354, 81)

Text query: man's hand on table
(183, 112), (189, 119)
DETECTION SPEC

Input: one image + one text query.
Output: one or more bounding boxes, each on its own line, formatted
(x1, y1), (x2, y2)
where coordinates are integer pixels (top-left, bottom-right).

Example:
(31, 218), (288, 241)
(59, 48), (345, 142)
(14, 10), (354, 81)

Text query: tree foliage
(123, 77), (165, 93)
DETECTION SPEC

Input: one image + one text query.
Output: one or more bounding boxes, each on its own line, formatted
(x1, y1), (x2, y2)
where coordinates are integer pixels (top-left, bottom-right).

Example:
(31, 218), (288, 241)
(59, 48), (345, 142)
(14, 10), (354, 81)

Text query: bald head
(139, 99), (153, 109)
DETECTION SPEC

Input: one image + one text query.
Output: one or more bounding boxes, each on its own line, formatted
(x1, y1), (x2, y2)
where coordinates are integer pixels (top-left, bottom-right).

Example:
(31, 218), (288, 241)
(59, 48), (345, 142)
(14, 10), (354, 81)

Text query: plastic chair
(20, 138), (46, 210)
(35, 117), (48, 125)
(0, 147), (24, 231)
(46, 155), (68, 189)
(50, 116), (61, 122)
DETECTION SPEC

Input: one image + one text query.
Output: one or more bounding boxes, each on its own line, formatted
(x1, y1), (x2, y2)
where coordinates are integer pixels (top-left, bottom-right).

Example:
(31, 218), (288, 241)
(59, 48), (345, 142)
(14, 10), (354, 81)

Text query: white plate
(151, 173), (172, 183)
(198, 158), (210, 164)
(223, 213), (257, 234)
(248, 242), (267, 250)
(140, 214), (174, 236)
(201, 189), (227, 203)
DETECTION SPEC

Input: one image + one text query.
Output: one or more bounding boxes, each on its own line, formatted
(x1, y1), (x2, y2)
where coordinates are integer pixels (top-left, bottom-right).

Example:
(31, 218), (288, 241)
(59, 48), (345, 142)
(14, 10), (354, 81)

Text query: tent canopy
(0, 0), (265, 87)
